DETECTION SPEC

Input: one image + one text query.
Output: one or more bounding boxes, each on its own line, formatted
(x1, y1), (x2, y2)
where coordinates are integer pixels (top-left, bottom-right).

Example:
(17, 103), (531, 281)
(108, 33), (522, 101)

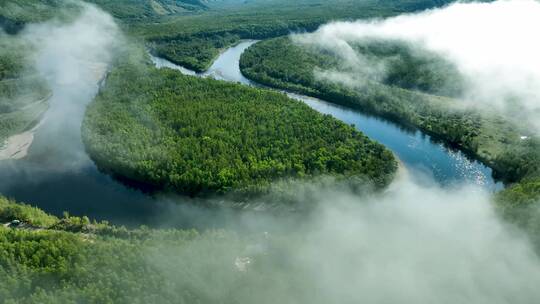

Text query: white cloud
(293, 0), (540, 130)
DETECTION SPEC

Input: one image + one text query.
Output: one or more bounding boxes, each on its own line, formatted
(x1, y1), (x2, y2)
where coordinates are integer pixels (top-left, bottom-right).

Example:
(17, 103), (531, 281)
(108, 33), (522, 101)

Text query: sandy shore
(0, 129), (37, 160)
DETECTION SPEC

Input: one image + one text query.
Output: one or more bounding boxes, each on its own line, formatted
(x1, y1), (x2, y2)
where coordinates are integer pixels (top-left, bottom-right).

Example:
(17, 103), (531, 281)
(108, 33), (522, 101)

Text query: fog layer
(1, 1), (540, 302)
(146, 173), (540, 303)
(293, 0), (540, 130)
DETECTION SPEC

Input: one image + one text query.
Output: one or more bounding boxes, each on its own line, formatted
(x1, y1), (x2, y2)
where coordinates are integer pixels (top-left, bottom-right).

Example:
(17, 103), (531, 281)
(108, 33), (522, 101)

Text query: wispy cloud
(293, 0), (540, 131)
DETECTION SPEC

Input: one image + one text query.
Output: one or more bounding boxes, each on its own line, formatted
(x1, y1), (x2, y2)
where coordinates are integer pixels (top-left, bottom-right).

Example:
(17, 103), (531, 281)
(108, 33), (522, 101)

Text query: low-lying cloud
(147, 173), (540, 303)
(293, 0), (540, 130)
(291, 176), (540, 303)
(0, 1), (131, 219)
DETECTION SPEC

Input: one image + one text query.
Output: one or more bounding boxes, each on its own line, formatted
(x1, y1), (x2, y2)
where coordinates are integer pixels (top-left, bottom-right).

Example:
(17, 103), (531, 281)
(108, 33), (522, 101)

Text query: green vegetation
(240, 37), (540, 184)
(0, 196), (250, 304)
(0, 0), (205, 29)
(0, 196), (57, 227)
(82, 50), (396, 196)
(0, 227), (251, 304)
(0, 33), (50, 145)
(496, 177), (540, 251)
(132, 0), (456, 71)
(240, 36), (540, 249)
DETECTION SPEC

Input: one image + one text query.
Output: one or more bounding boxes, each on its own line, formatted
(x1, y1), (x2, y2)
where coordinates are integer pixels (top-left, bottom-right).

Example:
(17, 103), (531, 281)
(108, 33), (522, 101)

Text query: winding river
(152, 40), (503, 190)
(0, 40), (502, 228)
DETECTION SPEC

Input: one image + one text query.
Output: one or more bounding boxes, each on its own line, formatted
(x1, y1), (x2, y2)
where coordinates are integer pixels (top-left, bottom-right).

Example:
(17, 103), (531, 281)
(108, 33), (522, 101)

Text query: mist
(0, 2), (153, 225)
(2, 1), (540, 302)
(143, 172), (540, 303)
(292, 0), (540, 131)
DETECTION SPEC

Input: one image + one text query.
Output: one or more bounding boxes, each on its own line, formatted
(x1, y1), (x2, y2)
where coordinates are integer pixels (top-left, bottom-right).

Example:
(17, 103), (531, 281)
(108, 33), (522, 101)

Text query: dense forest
(0, 196), (250, 304)
(82, 50), (397, 197)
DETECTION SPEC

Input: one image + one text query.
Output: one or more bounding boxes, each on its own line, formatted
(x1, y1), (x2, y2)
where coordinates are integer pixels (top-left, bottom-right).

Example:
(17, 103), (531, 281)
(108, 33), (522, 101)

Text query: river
(0, 40), (502, 228)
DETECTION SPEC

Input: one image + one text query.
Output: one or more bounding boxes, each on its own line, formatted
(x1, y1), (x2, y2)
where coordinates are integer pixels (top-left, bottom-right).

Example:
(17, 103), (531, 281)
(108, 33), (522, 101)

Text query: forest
(0, 196), (252, 304)
(82, 50), (397, 197)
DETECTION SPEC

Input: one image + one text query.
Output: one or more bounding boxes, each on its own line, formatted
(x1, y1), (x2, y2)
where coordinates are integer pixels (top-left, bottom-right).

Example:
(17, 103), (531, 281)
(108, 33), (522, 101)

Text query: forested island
(82, 50), (397, 196)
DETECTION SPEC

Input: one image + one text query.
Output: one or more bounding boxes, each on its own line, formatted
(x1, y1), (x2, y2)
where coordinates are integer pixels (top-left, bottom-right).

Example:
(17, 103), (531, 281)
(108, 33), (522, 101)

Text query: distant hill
(0, 0), (208, 29)
(86, 0), (208, 20)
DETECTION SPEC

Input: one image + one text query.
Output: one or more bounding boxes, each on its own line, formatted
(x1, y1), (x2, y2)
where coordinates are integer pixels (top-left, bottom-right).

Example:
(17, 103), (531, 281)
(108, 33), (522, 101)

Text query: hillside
(0, 0), (207, 26)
